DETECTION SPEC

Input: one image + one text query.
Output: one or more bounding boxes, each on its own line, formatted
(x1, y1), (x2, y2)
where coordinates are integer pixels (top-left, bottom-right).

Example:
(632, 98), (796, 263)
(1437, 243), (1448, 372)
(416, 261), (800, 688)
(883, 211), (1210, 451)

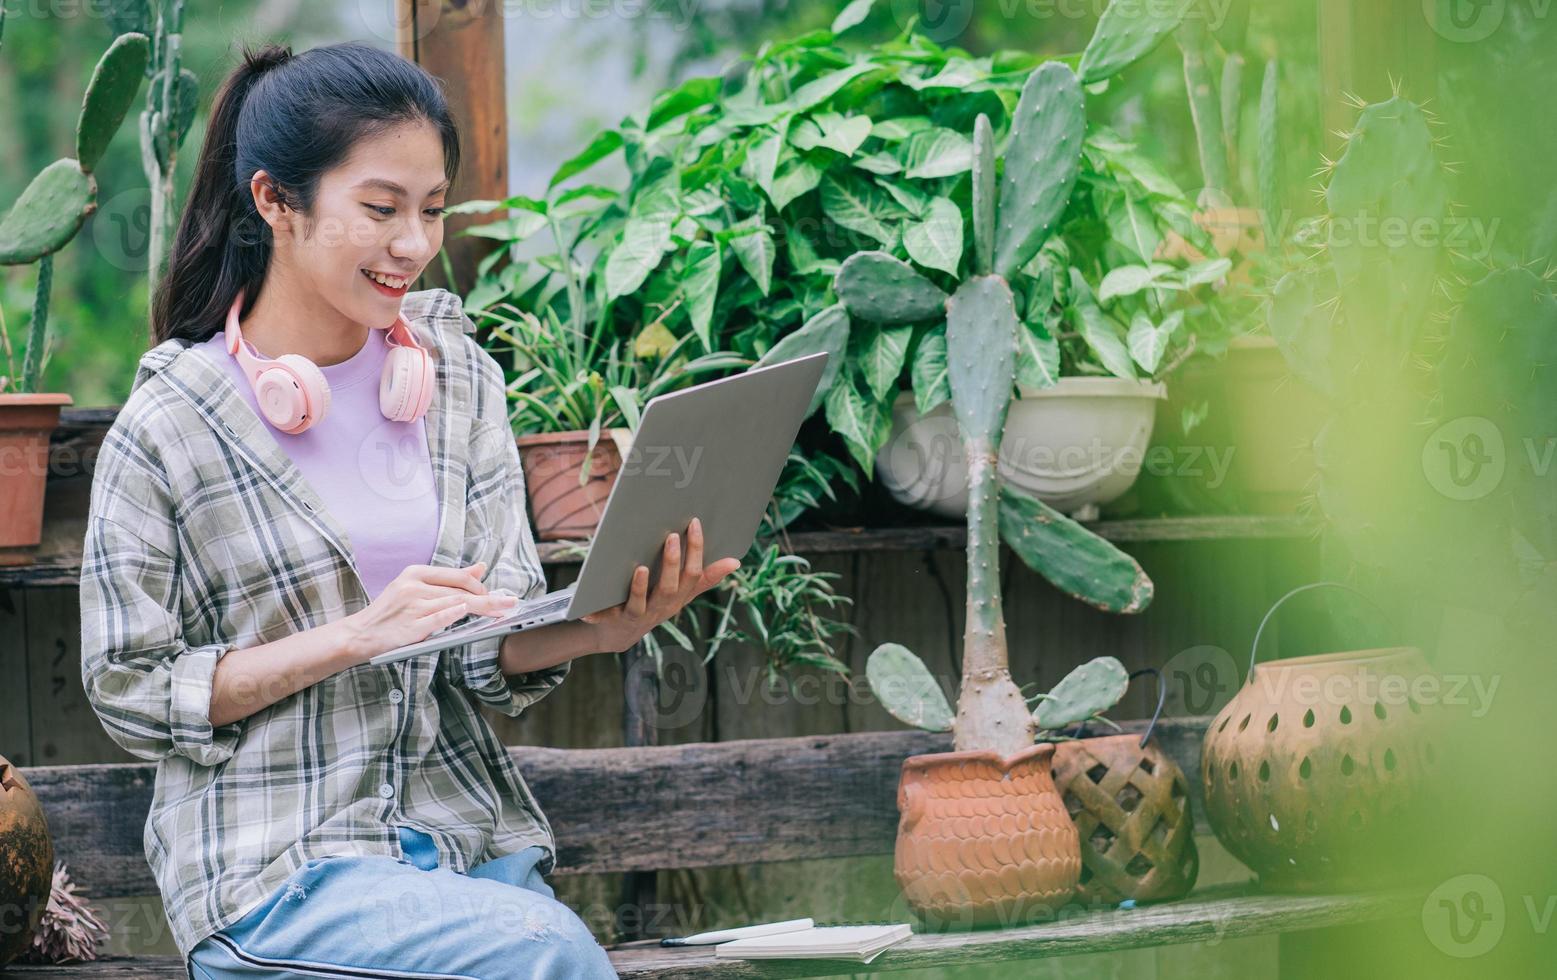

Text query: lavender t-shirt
(199, 328), (440, 601)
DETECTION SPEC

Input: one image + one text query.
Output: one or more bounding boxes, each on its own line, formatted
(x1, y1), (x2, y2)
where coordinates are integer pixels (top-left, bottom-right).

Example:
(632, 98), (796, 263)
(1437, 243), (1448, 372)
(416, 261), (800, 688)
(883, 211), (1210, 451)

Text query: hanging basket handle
(1247, 581), (1395, 681)
(1129, 667), (1166, 748)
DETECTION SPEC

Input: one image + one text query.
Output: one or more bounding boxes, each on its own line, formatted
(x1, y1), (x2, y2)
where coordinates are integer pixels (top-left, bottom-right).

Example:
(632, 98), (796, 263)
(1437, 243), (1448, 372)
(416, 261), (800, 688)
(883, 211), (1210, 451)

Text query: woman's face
(260, 119), (449, 329)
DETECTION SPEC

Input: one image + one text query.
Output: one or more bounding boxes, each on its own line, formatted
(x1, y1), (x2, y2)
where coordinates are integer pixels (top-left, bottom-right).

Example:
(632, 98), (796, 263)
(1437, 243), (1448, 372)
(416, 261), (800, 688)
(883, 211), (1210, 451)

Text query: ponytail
(150, 43), (460, 346)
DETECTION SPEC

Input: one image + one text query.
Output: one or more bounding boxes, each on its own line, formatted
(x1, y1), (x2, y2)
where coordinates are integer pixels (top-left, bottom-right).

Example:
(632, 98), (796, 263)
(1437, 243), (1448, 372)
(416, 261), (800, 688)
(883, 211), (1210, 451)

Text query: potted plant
(833, 61), (1160, 928)
(0, 24), (147, 564)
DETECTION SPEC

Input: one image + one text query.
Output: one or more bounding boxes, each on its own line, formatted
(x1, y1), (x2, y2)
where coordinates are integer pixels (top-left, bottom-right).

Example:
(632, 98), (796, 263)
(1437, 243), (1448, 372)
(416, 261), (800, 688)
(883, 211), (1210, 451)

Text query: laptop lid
(564, 351), (829, 619)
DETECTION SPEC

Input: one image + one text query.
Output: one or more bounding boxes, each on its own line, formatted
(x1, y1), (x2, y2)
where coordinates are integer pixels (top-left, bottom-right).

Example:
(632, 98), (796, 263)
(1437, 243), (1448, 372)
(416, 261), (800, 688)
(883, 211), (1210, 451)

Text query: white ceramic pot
(875, 377), (1167, 520)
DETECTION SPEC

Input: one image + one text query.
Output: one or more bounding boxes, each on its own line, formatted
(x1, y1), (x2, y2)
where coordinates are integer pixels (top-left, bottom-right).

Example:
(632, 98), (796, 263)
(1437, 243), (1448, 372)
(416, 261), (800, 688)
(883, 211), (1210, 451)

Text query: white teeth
(364, 270), (407, 289)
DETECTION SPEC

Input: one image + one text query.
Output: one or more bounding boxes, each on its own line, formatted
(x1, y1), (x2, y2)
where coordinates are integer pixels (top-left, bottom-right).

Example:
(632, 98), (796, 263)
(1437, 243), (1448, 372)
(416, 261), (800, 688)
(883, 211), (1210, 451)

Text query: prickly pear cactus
(77, 32), (150, 173)
(1079, 0), (1189, 84)
(970, 114), (996, 277)
(992, 63), (1085, 280)
(1033, 657), (1129, 732)
(998, 486), (1153, 614)
(0, 160), (96, 267)
(866, 644), (954, 733)
(834, 251), (948, 325)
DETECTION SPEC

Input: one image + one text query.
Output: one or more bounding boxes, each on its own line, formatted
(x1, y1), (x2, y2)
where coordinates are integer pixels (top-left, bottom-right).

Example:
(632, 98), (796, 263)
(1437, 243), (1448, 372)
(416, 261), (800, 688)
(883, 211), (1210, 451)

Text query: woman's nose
(388, 217), (433, 263)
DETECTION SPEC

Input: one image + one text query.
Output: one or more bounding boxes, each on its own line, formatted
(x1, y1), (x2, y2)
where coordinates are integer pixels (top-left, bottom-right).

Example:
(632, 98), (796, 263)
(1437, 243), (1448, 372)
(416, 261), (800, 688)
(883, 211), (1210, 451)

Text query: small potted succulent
(0, 25), (146, 564)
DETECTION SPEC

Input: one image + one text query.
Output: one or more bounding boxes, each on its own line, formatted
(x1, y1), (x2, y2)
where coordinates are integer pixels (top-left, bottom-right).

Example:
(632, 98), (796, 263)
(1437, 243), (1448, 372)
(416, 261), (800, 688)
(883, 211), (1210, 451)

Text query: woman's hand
(581, 517), (741, 654)
(339, 561), (519, 663)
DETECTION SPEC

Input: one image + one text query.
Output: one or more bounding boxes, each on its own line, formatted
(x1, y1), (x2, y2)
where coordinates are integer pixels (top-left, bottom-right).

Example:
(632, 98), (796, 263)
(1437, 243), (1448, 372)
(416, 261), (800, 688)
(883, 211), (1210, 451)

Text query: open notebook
(712, 924), (913, 964)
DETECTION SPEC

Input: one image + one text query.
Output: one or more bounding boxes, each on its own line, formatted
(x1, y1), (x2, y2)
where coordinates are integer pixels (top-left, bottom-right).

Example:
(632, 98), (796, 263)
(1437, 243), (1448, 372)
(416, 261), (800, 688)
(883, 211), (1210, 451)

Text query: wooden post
(396, 0), (508, 293)
(1317, 0), (1438, 153)
(618, 639), (662, 941)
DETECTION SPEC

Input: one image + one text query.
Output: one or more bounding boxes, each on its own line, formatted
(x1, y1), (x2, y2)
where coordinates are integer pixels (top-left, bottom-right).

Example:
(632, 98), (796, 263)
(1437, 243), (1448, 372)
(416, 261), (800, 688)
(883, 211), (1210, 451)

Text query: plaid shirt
(79, 289), (571, 959)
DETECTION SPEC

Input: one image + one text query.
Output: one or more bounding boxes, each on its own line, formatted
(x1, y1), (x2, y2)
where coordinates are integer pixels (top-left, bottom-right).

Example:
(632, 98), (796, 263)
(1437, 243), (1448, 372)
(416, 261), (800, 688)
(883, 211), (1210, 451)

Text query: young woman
(79, 43), (737, 979)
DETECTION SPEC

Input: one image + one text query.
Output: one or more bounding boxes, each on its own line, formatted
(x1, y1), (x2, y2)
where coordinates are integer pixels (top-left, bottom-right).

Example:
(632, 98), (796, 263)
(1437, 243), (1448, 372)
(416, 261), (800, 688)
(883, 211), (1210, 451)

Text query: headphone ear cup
(272, 354), (331, 432)
(380, 346), (427, 422)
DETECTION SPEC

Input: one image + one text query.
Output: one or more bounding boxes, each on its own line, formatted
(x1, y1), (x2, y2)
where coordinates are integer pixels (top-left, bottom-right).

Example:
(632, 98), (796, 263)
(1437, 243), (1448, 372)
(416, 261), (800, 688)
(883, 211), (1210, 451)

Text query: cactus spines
(1079, 0), (1189, 84)
(971, 113), (996, 277)
(993, 62), (1085, 280)
(1257, 59), (1281, 247)
(0, 160), (97, 266)
(998, 486), (1154, 614)
(834, 251), (949, 324)
(1033, 657), (1129, 731)
(866, 644), (954, 732)
(78, 32), (151, 173)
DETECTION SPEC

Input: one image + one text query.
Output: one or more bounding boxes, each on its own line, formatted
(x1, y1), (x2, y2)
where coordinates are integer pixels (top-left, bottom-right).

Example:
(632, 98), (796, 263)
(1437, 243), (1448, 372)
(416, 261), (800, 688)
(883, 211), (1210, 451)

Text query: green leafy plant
(0, 13), (147, 393)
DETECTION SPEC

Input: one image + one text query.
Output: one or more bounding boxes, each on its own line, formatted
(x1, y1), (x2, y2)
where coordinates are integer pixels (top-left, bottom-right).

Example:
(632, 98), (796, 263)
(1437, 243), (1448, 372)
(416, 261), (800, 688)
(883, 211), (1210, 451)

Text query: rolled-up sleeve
(438, 333), (571, 717)
(80, 511), (242, 767)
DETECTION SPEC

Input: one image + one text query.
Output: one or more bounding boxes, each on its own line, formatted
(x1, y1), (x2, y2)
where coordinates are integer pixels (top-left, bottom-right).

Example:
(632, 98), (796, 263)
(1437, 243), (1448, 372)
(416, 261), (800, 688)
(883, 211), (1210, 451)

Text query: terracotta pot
(1201, 585), (1442, 891)
(0, 393), (72, 566)
(893, 743), (1080, 928)
(0, 755), (54, 965)
(516, 428), (631, 541)
(1052, 734), (1199, 906)
(876, 379), (1166, 522)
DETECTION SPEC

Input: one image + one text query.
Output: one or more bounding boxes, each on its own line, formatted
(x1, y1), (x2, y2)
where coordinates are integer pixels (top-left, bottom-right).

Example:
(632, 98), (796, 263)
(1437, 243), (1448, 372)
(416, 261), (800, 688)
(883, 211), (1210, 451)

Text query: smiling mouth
(362, 269), (412, 295)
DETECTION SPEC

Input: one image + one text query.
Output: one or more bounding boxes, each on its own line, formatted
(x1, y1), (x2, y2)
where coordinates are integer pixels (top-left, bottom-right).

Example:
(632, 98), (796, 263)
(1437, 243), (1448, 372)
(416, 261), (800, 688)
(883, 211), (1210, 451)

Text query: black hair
(151, 42), (461, 345)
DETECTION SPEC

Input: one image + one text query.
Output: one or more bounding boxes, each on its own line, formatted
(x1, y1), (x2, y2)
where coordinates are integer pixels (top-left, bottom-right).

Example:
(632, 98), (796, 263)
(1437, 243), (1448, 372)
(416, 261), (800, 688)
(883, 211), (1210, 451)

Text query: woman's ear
(249, 170), (293, 235)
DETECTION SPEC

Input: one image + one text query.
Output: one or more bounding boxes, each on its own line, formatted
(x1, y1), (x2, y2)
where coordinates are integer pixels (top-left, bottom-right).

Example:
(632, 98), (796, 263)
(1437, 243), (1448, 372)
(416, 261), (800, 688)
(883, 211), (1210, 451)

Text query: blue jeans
(188, 826), (618, 979)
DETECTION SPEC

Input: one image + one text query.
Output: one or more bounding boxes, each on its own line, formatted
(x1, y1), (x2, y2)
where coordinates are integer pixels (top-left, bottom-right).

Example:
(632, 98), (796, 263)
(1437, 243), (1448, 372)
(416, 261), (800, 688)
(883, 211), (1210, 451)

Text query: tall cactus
(846, 63), (1149, 756)
(0, 24), (148, 392)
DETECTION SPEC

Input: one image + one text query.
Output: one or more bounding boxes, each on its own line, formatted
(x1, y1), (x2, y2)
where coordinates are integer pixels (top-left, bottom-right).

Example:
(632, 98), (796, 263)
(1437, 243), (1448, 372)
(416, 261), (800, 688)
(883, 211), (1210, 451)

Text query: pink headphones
(224, 294), (435, 434)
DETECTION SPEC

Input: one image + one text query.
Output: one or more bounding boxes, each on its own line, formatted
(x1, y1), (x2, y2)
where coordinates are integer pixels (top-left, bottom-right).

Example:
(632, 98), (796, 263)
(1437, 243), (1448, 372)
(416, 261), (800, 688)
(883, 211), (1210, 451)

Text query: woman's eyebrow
(355, 178), (450, 198)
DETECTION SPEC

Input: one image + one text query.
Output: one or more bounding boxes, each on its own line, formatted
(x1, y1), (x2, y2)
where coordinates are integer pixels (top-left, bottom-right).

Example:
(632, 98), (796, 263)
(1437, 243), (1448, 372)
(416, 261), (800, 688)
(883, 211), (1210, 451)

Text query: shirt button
(389, 689), (404, 704)
(378, 783), (395, 799)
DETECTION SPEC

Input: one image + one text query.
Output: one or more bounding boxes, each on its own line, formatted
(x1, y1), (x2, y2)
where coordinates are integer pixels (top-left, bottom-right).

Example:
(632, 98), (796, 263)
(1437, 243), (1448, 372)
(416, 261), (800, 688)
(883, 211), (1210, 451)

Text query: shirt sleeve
(437, 329), (572, 717)
(79, 431), (243, 767)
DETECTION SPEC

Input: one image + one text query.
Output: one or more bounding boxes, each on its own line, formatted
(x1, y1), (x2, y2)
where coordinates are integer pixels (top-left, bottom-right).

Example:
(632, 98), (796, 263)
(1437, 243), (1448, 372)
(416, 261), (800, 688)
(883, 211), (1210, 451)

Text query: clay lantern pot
(0, 755), (55, 965)
(1201, 584), (1443, 892)
(515, 428), (631, 541)
(1052, 735), (1199, 906)
(893, 743), (1080, 928)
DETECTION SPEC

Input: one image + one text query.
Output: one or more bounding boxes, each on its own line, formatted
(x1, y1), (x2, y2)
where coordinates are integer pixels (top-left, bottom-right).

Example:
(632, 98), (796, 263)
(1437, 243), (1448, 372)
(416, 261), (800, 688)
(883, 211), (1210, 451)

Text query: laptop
(368, 351), (830, 666)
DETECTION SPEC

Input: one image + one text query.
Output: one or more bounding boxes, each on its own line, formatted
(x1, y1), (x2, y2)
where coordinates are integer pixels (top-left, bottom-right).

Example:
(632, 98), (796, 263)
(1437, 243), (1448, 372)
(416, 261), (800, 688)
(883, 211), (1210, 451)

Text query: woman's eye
(424, 207), (446, 219)
(366, 205), (396, 217)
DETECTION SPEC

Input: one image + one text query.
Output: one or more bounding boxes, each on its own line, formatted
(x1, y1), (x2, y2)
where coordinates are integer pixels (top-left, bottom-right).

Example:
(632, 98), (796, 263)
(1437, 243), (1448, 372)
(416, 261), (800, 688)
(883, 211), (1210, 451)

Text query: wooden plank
(0, 585), (33, 766)
(0, 887), (1416, 979)
(26, 588), (136, 765)
(19, 722), (1210, 899)
(0, 516), (1318, 589)
(395, 0), (508, 291)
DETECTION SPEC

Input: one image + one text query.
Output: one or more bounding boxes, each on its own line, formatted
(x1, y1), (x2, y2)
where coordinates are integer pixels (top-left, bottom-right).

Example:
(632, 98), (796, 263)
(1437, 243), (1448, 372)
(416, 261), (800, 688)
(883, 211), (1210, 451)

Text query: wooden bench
(7, 721), (1412, 977)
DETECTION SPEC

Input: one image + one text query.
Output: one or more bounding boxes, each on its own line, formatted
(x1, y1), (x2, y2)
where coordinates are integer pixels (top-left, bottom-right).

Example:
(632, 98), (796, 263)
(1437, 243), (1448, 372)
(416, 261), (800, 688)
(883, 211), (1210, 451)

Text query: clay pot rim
(516, 426), (631, 447)
(1252, 646), (1423, 672)
(0, 392), (73, 406)
(902, 741), (1055, 773)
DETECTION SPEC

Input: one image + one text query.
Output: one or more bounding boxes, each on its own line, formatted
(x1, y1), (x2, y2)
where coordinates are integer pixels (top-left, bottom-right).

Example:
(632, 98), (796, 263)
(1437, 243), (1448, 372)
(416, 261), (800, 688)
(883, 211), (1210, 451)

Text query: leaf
(903, 197), (964, 277)
(825, 372), (891, 472)
(634, 319), (678, 359)
(863, 324), (912, 401)
(811, 112), (874, 156)
(853, 152), (903, 176)
(460, 210), (549, 242)
(605, 212), (675, 300)
(901, 127), (974, 180)
(786, 62), (881, 113)
(1127, 312), (1168, 374)
(831, 0), (875, 34)
(743, 125), (786, 195)
(726, 223), (775, 297)
(1103, 190), (1161, 263)
(911, 329), (951, 414)
(903, 58), (984, 91)
(1098, 264), (1169, 304)
(820, 173), (899, 245)
(872, 116), (932, 141)
(1077, 303), (1137, 379)
(879, 180), (931, 218)
(769, 157), (826, 210)
(683, 241), (721, 351)
(1015, 319), (1061, 390)
(757, 304), (851, 417)
(866, 643), (953, 732)
(1178, 257), (1232, 288)
(646, 76), (720, 131)
(550, 129), (624, 188)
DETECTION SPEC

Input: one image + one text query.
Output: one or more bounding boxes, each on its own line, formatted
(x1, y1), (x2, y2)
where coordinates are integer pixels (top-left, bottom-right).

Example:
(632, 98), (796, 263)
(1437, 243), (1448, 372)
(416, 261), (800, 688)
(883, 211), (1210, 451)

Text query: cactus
(0, 29), (144, 393)
(848, 61), (1153, 758)
(1032, 657), (1129, 732)
(78, 32), (151, 173)
(993, 63), (1085, 280)
(834, 251), (947, 324)
(134, 0), (198, 299)
(1257, 60), (1281, 246)
(867, 644), (954, 732)
(1079, 0), (1188, 84)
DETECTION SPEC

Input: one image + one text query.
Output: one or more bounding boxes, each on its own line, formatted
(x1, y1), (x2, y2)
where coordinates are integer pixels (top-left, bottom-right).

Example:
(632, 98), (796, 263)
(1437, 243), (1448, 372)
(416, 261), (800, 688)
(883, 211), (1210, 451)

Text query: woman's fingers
(682, 518), (706, 583)
(411, 563), (489, 595)
(415, 597), (470, 634)
(655, 532), (683, 597)
(626, 564), (650, 618)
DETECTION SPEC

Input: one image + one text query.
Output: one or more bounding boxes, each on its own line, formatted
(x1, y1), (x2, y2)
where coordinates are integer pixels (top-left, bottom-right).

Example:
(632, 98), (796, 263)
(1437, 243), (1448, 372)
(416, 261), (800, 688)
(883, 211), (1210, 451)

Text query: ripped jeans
(188, 826), (619, 979)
